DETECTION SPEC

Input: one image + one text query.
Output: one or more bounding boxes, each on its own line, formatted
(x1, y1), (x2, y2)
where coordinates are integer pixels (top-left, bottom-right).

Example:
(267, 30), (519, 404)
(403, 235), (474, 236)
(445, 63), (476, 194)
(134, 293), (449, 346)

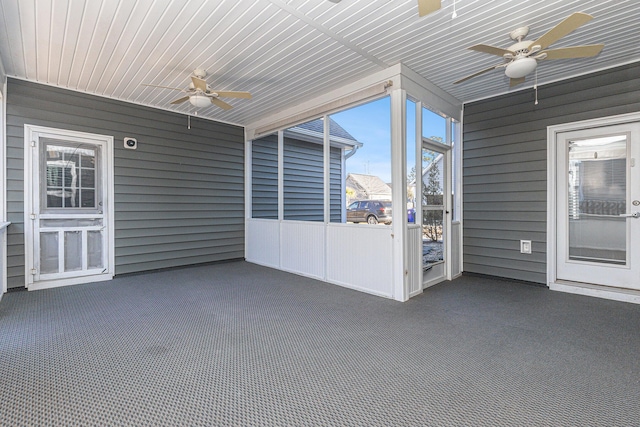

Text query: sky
(330, 96), (448, 183)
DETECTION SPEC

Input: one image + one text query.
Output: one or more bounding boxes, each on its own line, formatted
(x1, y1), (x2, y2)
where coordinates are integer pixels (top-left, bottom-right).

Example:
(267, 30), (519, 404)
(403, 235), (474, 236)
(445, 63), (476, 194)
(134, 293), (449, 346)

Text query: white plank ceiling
(0, 0), (638, 126)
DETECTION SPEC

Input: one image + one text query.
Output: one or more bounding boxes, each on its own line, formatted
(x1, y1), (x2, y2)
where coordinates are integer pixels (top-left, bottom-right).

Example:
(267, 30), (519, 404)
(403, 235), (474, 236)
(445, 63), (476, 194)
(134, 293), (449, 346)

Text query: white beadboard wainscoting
(407, 225), (422, 298)
(246, 219), (394, 298)
(452, 222), (462, 278)
(280, 221), (325, 280)
(326, 223), (393, 298)
(246, 219), (280, 269)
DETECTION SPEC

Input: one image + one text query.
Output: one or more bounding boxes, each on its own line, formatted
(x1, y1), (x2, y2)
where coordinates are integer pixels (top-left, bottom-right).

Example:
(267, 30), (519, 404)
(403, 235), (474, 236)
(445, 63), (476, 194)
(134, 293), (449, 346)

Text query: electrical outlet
(520, 240), (532, 254)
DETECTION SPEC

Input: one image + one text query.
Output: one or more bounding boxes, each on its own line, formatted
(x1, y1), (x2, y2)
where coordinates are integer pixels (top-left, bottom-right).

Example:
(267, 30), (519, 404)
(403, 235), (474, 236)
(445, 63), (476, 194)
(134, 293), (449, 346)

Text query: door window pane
(568, 134), (627, 264)
(42, 141), (98, 210)
(422, 147), (444, 269)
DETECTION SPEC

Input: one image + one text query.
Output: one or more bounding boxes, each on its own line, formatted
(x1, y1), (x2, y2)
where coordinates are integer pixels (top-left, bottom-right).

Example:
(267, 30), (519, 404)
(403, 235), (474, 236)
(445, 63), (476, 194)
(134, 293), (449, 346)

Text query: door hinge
(30, 140), (36, 147)
(30, 268), (37, 275)
(30, 213), (36, 220)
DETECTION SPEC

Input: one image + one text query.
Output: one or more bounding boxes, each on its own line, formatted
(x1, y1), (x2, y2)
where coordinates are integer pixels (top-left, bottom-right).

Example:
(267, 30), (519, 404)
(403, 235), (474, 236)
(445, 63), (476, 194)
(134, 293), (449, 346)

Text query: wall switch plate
(520, 240), (532, 254)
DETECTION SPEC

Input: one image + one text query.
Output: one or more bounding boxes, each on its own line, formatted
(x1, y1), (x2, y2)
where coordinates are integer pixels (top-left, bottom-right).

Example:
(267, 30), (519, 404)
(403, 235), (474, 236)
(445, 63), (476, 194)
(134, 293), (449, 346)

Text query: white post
(323, 116), (330, 223)
(390, 88), (407, 301)
(278, 130), (284, 270)
(415, 101), (423, 289)
(323, 116), (331, 281)
(244, 135), (252, 262)
(278, 130), (284, 221)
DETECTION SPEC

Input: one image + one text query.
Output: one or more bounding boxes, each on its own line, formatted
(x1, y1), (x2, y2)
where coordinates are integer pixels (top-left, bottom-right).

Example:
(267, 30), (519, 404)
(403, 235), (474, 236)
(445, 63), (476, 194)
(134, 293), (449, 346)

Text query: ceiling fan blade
(213, 91), (252, 99)
(468, 44), (515, 57)
(527, 12), (593, 51)
(417, 0), (441, 17)
(210, 97), (233, 110)
(191, 76), (208, 92)
(509, 77), (526, 87)
(453, 64), (502, 84)
(170, 96), (190, 105)
(141, 84), (184, 91)
(539, 44), (604, 60)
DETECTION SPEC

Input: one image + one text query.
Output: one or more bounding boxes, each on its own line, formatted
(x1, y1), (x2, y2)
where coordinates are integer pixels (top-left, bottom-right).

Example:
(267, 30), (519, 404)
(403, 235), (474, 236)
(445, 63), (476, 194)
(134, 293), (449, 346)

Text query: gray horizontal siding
(329, 148), (342, 222)
(462, 62), (640, 284)
(251, 135), (278, 219)
(283, 137), (324, 222)
(6, 78), (244, 287)
(252, 134), (342, 221)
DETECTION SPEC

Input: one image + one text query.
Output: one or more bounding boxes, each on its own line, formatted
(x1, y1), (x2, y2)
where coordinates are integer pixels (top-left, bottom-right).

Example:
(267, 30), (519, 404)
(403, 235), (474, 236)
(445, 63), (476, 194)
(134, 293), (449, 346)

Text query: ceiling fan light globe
(505, 57), (537, 78)
(189, 94), (211, 108)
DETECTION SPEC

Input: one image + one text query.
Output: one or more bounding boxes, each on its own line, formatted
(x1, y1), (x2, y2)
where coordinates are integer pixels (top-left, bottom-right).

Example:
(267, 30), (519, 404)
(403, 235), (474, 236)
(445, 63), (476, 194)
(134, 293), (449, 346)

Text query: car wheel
(367, 215), (378, 225)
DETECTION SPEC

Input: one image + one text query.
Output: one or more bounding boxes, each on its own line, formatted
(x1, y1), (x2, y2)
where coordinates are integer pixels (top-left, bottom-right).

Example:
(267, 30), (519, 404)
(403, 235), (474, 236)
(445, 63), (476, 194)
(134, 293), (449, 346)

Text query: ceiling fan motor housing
(505, 57), (537, 78)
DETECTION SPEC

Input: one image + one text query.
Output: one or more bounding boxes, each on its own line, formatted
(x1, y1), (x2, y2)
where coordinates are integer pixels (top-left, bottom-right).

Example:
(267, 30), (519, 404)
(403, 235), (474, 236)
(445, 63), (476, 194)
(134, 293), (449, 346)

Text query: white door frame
(547, 111), (640, 304)
(24, 125), (115, 290)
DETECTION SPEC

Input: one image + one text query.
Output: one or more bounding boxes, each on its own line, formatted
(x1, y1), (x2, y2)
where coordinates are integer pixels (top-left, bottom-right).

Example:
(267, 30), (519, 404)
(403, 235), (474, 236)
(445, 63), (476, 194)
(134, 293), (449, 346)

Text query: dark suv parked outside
(347, 199), (392, 224)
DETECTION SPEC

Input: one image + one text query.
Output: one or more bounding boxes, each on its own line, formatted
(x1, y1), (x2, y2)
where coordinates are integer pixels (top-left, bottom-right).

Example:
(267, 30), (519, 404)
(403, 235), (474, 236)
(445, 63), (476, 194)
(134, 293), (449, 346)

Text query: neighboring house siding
(251, 135), (278, 219)
(329, 149), (342, 222)
(6, 79), (244, 288)
(252, 135), (342, 221)
(284, 137), (324, 221)
(462, 62), (640, 284)
(283, 137), (342, 221)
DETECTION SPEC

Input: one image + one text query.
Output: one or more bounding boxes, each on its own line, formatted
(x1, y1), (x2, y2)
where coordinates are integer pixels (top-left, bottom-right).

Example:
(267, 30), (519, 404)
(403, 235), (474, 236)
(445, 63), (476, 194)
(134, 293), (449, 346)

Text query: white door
(421, 143), (450, 288)
(25, 126), (114, 290)
(556, 121), (640, 290)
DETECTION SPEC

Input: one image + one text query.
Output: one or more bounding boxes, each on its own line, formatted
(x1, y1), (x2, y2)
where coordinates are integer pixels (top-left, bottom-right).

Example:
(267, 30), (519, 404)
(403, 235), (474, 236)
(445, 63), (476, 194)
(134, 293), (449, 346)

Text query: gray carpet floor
(1, 261), (639, 426)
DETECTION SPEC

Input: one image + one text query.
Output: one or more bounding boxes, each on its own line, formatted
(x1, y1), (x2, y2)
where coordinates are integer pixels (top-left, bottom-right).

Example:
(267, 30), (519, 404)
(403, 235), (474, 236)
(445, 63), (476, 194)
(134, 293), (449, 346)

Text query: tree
(407, 166), (416, 204)
(407, 166), (416, 184)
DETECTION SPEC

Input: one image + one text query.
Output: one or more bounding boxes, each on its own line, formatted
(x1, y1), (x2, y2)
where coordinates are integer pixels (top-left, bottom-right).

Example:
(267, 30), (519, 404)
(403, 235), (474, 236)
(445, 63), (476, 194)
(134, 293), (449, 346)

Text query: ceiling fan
(142, 69), (252, 110)
(327, 0), (442, 17)
(454, 12), (604, 87)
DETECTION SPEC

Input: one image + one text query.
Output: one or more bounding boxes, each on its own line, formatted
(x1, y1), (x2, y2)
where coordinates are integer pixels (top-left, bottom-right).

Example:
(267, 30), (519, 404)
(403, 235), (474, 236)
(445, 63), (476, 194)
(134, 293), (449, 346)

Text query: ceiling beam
(266, 0), (389, 69)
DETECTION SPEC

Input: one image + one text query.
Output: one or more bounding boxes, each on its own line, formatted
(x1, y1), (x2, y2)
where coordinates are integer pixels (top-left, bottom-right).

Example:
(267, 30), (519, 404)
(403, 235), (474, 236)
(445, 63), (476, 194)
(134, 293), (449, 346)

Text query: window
(422, 107), (447, 145)
(330, 97), (392, 225)
(407, 99), (417, 223)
